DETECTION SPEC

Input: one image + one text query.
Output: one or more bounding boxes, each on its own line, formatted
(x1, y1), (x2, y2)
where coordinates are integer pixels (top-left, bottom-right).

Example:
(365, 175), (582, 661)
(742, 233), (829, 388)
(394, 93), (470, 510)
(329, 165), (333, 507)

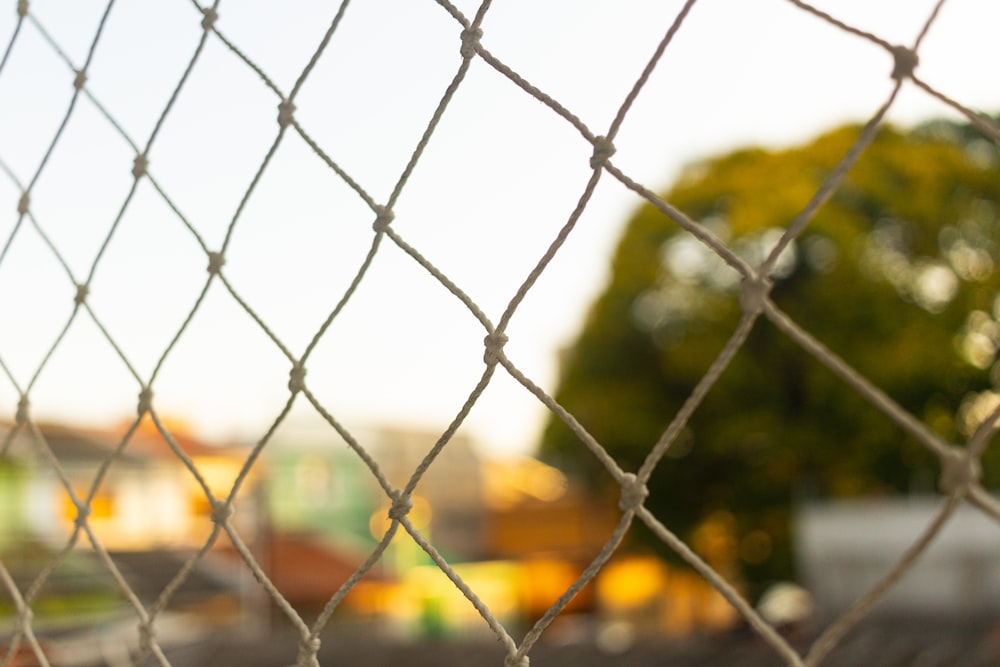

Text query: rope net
(1, 1), (998, 666)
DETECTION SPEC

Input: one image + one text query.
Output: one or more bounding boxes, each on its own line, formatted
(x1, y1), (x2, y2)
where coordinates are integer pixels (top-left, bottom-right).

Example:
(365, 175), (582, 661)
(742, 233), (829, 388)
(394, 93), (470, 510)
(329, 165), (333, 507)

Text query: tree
(539, 118), (1000, 593)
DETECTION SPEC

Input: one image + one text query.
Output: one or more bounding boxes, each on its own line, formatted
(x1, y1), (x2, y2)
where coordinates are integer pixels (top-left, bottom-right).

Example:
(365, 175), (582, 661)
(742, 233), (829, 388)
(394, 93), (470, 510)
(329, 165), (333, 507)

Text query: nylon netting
(1, 0), (999, 666)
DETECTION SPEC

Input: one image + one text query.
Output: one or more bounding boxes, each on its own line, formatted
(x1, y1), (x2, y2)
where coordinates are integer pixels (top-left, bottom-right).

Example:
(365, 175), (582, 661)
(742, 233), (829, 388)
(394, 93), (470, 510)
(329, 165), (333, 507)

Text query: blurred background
(2, 1), (1000, 665)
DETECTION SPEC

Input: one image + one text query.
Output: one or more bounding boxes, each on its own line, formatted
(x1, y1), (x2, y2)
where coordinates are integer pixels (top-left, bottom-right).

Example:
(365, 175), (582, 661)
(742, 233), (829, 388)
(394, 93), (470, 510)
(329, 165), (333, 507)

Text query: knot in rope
(15, 396), (29, 425)
(17, 0), (27, 18)
(74, 504), (91, 528)
(74, 283), (89, 306)
(138, 624), (156, 655)
(16, 607), (33, 627)
(372, 205), (394, 233)
(939, 447), (981, 495)
(483, 331), (508, 365)
(739, 274), (771, 315)
(618, 473), (649, 512)
(288, 363), (307, 393)
(137, 387), (153, 416)
(388, 491), (413, 522)
(505, 654), (529, 667)
(297, 636), (321, 663)
(211, 500), (234, 524)
(201, 7), (218, 31)
(132, 153), (148, 179)
(73, 69), (87, 91)
(206, 251), (225, 275)
(589, 135), (616, 169)
(890, 45), (918, 81)
(460, 26), (482, 59)
(277, 99), (296, 128)
(17, 191), (29, 215)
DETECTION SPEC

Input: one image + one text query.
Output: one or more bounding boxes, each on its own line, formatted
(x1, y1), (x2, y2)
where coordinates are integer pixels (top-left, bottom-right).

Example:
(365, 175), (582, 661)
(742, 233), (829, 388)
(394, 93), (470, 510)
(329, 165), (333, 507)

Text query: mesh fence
(1, 0), (999, 666)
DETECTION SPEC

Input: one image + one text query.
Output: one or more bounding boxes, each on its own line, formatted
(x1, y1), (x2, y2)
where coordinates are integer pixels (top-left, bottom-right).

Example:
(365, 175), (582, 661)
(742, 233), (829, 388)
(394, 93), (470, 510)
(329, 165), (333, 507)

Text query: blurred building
(264, 420), (377, 552)
(259, 422), (488, 613)
(0, 418), (256, 552)
(256, 420), (381, 612)
(796, 496), (1000, 619)
(0, 417), (256, 647)
(2, 417), (744, 642)
(482, 456), (615, 561)
(260, 420), (625, 634)
(264, 423), (486, 555)
(367, 426), (485, 561)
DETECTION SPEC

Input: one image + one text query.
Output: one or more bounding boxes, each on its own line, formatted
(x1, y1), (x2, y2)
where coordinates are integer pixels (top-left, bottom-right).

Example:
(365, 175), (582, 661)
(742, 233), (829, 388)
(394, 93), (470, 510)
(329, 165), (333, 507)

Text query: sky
(0, 0), (998, 458)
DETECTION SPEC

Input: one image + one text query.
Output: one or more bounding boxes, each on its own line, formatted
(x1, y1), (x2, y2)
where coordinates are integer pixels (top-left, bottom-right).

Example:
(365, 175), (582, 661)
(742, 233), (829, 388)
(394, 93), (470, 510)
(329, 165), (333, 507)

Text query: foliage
(539, 117), (1000, 592)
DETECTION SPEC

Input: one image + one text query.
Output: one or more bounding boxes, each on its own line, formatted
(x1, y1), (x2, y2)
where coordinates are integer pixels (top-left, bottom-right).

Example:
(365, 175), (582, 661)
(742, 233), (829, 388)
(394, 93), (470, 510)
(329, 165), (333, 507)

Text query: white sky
(0, 0), (998, 457)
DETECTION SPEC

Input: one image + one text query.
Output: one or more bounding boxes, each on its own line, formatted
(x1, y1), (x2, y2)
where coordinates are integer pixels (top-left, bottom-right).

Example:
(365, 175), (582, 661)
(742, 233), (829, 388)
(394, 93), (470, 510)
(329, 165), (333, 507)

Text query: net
(1, 1), (999, 666)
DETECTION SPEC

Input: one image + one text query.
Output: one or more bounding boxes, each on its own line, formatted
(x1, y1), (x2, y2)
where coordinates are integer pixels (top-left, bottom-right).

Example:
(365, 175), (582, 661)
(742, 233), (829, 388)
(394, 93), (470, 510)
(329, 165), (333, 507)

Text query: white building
(795, 496), (1000, 619)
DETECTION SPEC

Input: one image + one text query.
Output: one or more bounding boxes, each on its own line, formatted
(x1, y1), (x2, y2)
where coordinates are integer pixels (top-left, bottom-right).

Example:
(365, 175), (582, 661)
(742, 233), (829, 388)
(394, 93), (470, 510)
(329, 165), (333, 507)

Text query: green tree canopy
(540, 118), (1000, 592)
